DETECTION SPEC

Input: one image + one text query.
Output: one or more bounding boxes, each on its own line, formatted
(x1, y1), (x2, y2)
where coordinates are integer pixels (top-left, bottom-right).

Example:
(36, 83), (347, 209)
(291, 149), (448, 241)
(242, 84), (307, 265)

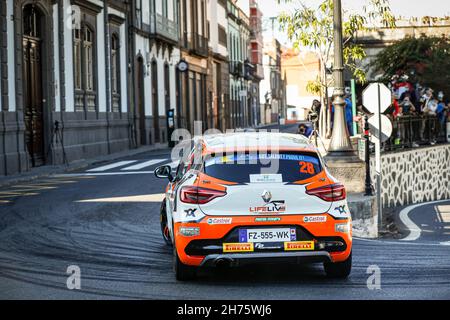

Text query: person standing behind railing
(398, 95), (417, 147)
(423, 98), (439, 145)
(418, 88), (434, 141)
(437, 91), (448, 140)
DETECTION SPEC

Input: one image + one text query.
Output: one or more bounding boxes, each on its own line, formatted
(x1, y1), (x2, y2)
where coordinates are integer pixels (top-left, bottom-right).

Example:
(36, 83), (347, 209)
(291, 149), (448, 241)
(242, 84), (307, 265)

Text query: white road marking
(121, 159), (167, 171)
(76, 193), (165, 203)
(86, 161), (138, 172)
(353, 237), (448, 247)
(55, 171), (154, 177)
(399, 199), (450, 241)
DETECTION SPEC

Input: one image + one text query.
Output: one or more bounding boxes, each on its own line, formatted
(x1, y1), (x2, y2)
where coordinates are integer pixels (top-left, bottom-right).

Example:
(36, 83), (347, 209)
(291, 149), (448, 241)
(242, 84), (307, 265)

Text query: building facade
(0, 0), (130, 176)
(178, 0), (209, 134)
(0, 0), (264, 176)
(248, 0), (264, 126)
(131, 0), (179, 145)
(260, 38), (286, 124)
(227, 0), (252, 129)
(206, 0), (229, 131)
(281, 49), (321, 120)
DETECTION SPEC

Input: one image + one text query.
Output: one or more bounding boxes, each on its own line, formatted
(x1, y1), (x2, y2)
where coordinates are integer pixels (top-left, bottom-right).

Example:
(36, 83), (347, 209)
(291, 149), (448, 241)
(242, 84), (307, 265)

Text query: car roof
(199, 132), (316, 152)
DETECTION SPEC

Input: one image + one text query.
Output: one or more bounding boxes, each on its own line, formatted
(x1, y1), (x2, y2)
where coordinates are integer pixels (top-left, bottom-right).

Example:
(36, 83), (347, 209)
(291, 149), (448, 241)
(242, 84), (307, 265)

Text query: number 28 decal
(299, 161), (315, 174)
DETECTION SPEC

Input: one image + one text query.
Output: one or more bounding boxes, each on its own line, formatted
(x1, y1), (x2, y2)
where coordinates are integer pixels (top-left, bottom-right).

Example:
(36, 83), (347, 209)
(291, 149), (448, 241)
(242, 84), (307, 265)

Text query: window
(111, 33), (121, 113)
(162, 0), (168, 18)
(73, 18), (97, 112)
(74, 29), (82, 90)
(136, 0), (142, 28)
(84, 27), (94, 91)
(203, 152), (322, 184)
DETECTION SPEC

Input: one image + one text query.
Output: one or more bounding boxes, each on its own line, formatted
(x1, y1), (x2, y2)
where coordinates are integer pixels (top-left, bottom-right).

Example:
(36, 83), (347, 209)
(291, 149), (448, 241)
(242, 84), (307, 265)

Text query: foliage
(371, 36), (450, 94)
(278, 0), (396, 94)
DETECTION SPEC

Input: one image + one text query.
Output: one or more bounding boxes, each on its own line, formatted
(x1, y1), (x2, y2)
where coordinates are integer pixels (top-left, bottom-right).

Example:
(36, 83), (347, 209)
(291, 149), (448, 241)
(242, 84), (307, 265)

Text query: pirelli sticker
(284, 241), (314, 251)
(223, 243), (254, 253)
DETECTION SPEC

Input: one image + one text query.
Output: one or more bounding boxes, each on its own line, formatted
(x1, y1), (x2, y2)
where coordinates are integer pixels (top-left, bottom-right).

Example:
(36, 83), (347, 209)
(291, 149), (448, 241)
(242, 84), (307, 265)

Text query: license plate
(239, 228), (296, 243)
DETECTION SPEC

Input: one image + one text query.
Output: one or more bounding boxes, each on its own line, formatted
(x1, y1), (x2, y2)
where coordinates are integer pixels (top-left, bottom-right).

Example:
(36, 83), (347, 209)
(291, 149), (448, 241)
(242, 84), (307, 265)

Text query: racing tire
(324, 252), (352, 278)
(160, 200), (172, 246)
(174, 246), (197, 281)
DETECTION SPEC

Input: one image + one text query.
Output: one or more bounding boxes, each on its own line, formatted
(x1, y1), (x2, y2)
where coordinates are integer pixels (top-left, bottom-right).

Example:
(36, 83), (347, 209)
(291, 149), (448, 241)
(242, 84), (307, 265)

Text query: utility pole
(326, 0), (357, 158)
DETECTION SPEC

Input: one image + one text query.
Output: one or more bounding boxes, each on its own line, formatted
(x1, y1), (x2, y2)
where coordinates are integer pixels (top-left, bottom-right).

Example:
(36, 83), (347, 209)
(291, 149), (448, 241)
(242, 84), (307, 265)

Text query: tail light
(306, 183), (346, 202)
(180, 186), (226, 204)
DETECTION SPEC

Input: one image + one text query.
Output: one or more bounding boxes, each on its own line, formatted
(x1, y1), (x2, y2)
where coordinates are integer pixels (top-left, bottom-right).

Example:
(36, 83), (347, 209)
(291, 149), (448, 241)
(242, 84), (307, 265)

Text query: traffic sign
(368, 114), (392, 143)
(362, 83), (392, 114)
(362, 82), (391, 232)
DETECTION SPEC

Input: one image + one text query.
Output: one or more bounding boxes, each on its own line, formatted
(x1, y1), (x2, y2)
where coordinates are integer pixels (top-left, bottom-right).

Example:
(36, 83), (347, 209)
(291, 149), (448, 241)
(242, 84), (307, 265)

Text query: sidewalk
(0, 144), (170, 188)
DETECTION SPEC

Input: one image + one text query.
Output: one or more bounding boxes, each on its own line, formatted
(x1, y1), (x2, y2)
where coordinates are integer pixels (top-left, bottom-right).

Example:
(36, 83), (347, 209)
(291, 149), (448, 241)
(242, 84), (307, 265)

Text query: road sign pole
(376, 83), (383, 234)
(363, 82), (393, 237)
(364, 115), (373, 196)
(351, 79), (357, 135)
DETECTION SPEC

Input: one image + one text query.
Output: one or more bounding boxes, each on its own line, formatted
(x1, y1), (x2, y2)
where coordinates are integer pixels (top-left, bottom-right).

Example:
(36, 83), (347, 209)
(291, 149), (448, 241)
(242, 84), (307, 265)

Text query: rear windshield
(203, 152), (322, 183)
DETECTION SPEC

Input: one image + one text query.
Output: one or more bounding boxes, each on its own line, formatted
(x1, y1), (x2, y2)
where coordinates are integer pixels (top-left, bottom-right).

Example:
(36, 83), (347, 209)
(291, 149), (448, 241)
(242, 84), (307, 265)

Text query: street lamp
(326, 0), (356, 158)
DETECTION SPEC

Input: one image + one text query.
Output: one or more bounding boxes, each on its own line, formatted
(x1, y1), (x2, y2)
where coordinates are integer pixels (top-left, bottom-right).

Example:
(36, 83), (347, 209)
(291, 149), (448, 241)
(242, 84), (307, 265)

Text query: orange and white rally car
(155, 132), (352, 280)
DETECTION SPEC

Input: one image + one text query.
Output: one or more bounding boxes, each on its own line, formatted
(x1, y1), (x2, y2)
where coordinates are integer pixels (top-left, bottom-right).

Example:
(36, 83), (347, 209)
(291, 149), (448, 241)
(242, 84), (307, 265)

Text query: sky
(240, 0), (450, 46)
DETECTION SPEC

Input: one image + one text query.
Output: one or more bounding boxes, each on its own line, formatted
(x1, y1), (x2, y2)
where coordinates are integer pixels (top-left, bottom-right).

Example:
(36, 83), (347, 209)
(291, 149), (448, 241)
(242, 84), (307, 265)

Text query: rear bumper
(174, 214), (352, 266)
(200, 251), (332, 267)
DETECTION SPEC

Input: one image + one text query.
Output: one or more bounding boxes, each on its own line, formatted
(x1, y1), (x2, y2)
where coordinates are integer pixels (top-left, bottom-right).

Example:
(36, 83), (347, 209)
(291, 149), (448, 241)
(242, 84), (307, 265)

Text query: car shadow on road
(193, 263), (352, 286)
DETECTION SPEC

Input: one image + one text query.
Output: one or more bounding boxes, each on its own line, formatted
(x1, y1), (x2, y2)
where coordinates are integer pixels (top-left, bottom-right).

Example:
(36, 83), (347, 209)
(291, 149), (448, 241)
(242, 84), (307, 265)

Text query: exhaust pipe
(215, 257), (233, 268)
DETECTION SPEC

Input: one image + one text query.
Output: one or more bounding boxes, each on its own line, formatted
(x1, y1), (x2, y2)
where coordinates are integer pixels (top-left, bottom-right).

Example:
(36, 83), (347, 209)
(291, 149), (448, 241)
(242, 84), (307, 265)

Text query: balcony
(135, 12), (179, 44)
(229, 61), (244, 77)
(188, 33), (209, 57)
(150, 13), (179, 44)
(244, 60), (255, 80)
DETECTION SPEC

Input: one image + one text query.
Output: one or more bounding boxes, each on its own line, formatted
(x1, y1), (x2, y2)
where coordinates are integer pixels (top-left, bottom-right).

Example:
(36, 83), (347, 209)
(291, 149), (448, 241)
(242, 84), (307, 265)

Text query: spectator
(311, 99), (321, 119)
(297, 123), (312, 138)
(423, 98), (439, 145)
(329, 93), (353, 137)
(437, 91), (448, 139)
(398, 95), (417, 147)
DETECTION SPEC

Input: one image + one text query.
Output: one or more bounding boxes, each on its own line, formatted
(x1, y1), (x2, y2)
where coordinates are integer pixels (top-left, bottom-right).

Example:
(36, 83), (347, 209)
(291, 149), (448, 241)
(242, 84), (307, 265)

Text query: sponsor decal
(249, 200), (286, 213)
(284, 241), (315, 251)
(223, 243), (254, 253)
(254, 242), (284, 250)
(254, 217), (281, 222)
(184, 208), (197, 218)
(207, 217), (232, 225)
(334, 205), (347, 214)
(250, 174), (283, 184)
(303, 215), (327, 223)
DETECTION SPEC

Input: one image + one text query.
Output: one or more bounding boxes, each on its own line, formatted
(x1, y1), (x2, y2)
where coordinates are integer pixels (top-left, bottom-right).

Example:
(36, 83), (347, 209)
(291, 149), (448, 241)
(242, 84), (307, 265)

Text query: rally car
(155, 132), (352, 280)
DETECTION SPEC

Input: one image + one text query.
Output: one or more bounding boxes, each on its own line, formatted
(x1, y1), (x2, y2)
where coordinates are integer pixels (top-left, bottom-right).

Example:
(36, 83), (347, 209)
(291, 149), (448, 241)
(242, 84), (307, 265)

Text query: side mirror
(154, 165), (174, 182)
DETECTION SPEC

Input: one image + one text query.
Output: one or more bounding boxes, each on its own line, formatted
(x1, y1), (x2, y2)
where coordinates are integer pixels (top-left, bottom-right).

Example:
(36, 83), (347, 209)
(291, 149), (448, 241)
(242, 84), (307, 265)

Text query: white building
(0, 0), (180, 176)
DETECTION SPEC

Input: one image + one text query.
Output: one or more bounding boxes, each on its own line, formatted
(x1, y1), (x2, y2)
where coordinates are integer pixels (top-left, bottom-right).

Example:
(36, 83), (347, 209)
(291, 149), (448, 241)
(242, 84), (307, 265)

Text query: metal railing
(153, 13), (179, 43)
(229, 60), (244, 77)
(382, 115), (447, 151)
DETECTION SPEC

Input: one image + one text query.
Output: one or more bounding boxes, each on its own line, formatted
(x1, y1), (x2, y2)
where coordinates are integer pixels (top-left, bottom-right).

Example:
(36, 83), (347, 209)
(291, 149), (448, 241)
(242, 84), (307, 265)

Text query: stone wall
(371, 144), (450, 208)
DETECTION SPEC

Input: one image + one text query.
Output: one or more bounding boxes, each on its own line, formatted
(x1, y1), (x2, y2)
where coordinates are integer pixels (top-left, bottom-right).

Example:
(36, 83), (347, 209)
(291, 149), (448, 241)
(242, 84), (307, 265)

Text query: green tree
(371, 36), (450, 94)
(278, 0), (396, 137)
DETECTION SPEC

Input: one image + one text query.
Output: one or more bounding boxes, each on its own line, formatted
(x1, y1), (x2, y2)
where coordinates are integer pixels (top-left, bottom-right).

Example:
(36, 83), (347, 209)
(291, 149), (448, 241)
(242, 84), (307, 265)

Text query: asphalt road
(0, 126), (449, 299)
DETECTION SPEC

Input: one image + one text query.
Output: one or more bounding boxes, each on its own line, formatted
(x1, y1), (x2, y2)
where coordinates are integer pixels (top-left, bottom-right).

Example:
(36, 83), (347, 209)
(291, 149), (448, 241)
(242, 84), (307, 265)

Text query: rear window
(203, 152), (322, 183)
